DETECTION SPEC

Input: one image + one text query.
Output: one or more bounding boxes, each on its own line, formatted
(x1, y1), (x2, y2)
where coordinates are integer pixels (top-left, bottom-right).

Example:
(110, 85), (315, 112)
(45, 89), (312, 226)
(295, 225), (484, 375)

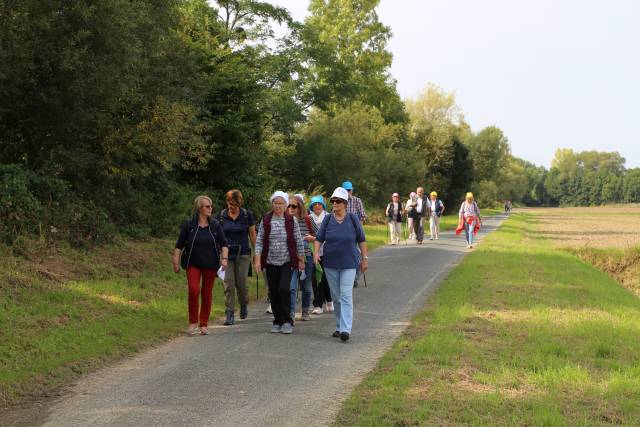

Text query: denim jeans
(464, 219), (477, 245)
(290, 255), (314, 314)
(324, 268), (356, 334)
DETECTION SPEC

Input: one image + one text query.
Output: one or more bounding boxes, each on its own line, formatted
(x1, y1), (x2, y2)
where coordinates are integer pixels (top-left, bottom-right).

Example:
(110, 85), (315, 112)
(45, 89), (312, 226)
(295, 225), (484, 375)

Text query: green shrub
(0, 165), (44, 243)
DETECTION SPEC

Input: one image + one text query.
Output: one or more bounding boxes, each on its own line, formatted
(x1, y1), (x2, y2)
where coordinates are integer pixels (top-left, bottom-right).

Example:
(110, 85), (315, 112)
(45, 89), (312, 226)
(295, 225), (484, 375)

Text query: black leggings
(312, 259), (332, 307)
(265, 264), (293, 325)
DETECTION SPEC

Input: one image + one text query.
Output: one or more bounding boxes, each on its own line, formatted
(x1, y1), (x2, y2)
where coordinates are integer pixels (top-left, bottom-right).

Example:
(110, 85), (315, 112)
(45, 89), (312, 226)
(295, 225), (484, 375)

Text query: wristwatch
(363, 256), (369, 260)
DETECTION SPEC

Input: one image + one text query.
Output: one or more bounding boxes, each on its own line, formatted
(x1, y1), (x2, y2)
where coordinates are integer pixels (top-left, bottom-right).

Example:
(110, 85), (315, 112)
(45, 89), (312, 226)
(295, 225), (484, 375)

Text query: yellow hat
(430, 191), (437, 197)
(466, 192), (474, 199)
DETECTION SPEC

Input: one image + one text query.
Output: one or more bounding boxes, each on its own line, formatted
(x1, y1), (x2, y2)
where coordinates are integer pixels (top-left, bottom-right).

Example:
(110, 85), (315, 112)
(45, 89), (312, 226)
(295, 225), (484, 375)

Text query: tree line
(1, 0), (638, 246)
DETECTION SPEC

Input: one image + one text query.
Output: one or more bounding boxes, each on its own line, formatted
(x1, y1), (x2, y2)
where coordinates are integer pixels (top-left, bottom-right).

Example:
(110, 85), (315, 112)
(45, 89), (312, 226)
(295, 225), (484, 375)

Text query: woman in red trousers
(173, 195), (229, 335)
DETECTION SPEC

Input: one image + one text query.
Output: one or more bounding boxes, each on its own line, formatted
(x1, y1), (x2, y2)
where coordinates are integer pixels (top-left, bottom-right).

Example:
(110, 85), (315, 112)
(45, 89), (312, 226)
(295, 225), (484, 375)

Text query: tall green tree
(623, 168), (640, 203)
(291, 104), (408, 205)
(405, 85), (472, 207)
(465, 126), (511, 184)
(301, 0), (406, 123)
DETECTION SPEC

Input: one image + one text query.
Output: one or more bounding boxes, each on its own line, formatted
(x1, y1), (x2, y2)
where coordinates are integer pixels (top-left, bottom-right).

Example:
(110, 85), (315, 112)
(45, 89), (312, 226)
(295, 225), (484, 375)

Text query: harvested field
(524, 206), (640, 249)
(523, 206), (640, 297)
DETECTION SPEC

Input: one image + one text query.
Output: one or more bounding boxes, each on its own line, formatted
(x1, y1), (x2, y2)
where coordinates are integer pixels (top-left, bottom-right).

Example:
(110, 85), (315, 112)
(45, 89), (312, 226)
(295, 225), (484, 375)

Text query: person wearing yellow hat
(428, 191), (445, 240)
(457, 192), (482, 249)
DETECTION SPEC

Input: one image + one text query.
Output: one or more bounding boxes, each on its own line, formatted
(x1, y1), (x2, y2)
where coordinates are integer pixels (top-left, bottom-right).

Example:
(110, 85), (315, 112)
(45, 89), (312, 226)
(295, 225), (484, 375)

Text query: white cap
(270, 190), (289, 205)
(392, 192), (399, 197)
(330, 187), (349, 202)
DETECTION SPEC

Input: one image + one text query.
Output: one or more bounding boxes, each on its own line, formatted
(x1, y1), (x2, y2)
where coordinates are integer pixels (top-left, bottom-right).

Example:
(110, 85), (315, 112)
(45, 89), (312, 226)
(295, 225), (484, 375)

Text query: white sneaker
(326, 302), (334, 313)
(266, 303), (272, 314)
(311, 306), (323, 315)
(200, 326), (210, 335)
(187, 324), (199, 336)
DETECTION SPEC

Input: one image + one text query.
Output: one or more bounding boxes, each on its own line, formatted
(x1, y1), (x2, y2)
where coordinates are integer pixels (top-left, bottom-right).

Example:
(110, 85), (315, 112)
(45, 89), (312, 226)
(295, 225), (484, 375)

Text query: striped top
(296, 217), (313, 257)
(255, 215), (304, 266)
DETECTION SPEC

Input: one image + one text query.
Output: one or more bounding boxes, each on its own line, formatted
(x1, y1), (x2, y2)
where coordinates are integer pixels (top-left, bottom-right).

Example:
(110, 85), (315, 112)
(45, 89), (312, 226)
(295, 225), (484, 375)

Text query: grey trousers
(223, 255), (251, 311)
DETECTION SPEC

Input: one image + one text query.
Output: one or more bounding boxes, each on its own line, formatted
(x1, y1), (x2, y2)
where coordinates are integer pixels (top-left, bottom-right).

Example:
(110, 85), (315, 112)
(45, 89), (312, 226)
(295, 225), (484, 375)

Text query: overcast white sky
(270, 0), (640, 168)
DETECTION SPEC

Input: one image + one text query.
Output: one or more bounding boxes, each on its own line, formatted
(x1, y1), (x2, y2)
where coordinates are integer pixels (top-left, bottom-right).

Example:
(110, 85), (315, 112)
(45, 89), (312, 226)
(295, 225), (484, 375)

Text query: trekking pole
(363, 271), (367, 287)
(402, 218), (408, 245)
(256, 271), (259, 300)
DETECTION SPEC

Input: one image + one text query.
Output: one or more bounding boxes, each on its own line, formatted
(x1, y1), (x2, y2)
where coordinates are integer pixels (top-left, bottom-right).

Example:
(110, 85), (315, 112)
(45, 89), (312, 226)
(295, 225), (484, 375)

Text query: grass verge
(568, 246), (640, 297)
(1, 225), (386, 409)
(0, 239), (269, 409)
(336, 213), (640, 426)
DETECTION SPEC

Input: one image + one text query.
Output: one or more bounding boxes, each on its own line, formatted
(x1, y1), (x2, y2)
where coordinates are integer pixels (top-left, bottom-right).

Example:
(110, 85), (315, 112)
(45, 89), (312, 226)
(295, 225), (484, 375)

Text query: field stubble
(525, 206), (640, 297)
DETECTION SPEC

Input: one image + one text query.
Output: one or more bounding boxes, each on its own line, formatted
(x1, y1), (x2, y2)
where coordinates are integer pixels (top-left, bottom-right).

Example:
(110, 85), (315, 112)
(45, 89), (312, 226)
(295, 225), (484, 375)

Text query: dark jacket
(386, 202), (403, 222)
(176, 215), (228, 270)
(415, 196), (431, 218)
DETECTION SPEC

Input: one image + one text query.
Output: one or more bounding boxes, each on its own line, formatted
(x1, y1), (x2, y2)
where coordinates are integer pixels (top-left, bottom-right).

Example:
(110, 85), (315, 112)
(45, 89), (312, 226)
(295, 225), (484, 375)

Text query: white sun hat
(270, 190), (289, 205)
(330, 187), (349, 202)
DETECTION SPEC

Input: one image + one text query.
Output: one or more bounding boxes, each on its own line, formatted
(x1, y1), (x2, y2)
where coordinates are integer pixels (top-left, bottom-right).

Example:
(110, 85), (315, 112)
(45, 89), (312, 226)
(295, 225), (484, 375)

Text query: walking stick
(256, 271), (259, 300)
(363, 271), (367, 287)
(402, 218), (408, 245)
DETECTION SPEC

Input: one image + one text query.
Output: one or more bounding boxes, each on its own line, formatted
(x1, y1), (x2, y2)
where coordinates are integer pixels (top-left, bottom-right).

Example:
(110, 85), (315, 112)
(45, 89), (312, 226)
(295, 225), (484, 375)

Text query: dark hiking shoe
(332, 331), (340, 338)
(240, 305), (248, 319)
(223, 310), (234, 326)
(340, 332), (350, 342)
(301, 309), (311, 321)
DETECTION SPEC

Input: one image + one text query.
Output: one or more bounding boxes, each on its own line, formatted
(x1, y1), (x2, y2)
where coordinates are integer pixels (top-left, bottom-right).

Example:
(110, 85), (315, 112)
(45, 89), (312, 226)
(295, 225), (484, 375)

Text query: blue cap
(341, 181), (353, 190)
(309, 195), (326, 210)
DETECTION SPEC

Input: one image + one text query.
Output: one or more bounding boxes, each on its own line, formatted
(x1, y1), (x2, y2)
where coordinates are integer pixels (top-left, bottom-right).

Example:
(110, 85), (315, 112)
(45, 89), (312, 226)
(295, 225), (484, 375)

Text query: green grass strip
(336, 213), (640, 426)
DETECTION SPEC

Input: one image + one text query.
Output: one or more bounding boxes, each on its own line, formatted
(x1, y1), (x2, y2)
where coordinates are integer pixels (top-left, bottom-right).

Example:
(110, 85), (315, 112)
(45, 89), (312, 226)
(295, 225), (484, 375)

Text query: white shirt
(417, 198), (423, 213)
(429, 199), (438, 215)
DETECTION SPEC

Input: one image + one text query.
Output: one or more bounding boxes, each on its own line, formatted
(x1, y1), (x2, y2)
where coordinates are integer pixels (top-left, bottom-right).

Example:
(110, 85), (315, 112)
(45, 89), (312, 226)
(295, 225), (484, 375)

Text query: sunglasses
(202, 205), (212, 209)
(330, 199), (344, 204)
(288, 204), (299, 209)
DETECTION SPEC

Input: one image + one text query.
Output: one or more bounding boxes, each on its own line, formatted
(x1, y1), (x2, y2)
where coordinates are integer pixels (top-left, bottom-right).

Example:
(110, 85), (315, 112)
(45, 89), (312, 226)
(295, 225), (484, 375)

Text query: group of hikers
(171, 180), (483, 343)
(385, 187), (445, 245)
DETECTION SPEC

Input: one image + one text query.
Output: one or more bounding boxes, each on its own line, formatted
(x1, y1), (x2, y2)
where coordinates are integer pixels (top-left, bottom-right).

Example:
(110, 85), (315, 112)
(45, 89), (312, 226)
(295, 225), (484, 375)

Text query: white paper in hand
(217, 266), (226, 280)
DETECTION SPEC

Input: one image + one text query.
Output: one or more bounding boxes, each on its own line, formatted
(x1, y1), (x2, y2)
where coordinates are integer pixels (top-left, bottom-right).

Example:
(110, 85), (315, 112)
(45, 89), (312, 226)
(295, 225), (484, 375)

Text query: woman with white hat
(385, 193), (403, 245)
(314, 187), (368, 342)
(254, 191), (305, 334)
(457, 192), (482, 249)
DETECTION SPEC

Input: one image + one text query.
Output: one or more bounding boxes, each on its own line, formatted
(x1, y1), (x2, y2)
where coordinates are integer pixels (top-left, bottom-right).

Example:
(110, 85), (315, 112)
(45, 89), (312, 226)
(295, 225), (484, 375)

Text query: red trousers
(186, 266), (216, 327)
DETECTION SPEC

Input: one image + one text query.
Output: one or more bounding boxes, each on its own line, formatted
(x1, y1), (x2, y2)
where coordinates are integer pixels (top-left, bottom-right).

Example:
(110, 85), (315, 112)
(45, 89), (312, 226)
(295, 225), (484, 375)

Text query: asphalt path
(23, 215), (504, 427)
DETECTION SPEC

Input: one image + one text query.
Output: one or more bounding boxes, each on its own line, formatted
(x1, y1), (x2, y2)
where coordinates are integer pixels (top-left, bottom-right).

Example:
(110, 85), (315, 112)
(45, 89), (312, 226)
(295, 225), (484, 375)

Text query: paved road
(25, 216), (504, 427)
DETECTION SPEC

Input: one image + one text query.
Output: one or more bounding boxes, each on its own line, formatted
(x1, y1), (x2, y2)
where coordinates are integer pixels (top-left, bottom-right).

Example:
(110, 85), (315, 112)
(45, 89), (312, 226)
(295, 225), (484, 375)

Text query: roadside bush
(0, 165), (44, 243)
(473, 180), (498, 208)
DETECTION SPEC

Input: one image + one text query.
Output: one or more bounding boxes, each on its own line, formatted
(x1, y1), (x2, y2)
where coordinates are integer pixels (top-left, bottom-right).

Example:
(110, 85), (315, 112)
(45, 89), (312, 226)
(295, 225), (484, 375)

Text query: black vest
(386, 202), (402, 222)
